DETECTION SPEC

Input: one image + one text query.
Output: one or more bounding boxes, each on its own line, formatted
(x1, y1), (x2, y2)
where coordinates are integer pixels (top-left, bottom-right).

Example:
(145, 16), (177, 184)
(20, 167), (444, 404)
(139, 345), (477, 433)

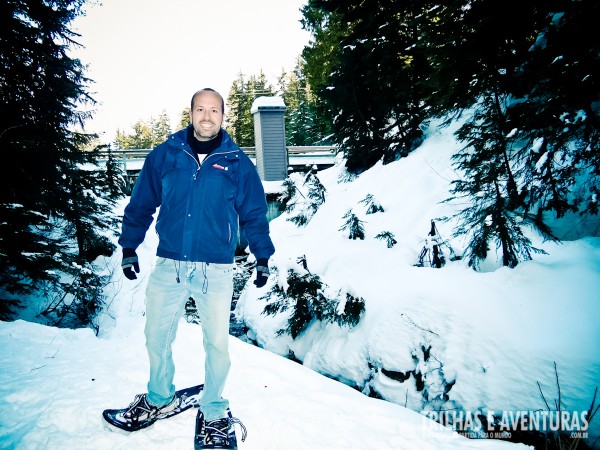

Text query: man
(115, 88), (274, 448)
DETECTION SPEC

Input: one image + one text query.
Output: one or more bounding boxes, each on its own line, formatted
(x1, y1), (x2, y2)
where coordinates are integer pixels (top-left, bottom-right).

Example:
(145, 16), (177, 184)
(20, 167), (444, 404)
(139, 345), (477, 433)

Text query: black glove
(122, 248), (140, 280)
(253, 258), (270, 288)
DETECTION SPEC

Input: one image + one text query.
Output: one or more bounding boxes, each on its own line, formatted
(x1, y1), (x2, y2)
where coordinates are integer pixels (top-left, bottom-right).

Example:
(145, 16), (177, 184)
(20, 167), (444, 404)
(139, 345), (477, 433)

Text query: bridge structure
(96, 145), (338, 194)
(97, 96), (337, 195)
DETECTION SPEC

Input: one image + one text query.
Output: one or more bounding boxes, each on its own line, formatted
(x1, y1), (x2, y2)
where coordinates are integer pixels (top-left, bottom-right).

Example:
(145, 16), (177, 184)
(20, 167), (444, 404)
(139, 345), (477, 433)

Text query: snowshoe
(103, 384), (203, 432)
(194, 409), (247, 449)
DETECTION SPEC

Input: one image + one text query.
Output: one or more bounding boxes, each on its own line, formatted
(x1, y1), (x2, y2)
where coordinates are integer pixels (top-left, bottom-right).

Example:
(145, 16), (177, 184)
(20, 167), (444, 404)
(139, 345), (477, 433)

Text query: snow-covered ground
(0, 317), (528, 450)
(1, 119), (598, 449)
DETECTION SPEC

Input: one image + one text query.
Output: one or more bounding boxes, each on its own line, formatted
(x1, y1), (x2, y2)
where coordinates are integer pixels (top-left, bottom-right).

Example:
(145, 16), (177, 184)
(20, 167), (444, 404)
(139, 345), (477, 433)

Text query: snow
(250, 96), (286, 114)
(0, 198), (527, 450)
(235, 119), (600, 443)
(262, 180), (285, 195)
(1, 118), (598, 449)
(0, 318), (525, 450)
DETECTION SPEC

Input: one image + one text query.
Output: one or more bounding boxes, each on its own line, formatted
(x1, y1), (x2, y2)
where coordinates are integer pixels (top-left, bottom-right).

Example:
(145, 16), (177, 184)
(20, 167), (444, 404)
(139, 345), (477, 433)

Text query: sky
(72, 0), (311, 143)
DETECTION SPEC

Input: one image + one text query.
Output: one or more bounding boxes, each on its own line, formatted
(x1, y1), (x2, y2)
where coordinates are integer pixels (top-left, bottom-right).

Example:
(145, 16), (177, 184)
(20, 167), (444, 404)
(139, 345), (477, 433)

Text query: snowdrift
(236, 120), (600, 443)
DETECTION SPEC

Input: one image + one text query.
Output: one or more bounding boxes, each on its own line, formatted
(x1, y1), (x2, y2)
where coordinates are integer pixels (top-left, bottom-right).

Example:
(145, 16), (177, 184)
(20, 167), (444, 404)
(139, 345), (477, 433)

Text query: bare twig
(553, 362), (564, 448)
(537, 381), (552, 411)
(537, 362), (600, 450)
(45, 348), (60, 359)
(401, 314), (440, 337)
(586, 387), (600, 426)
(425, 160), (452, 182)
(554, 361), (563, 412)
(0, 125), (23, 140)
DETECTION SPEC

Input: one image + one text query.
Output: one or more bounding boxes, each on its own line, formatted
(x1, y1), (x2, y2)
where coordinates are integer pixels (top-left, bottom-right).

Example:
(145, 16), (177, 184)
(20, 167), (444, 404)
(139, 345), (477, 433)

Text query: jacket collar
(168, 126), (239, 154)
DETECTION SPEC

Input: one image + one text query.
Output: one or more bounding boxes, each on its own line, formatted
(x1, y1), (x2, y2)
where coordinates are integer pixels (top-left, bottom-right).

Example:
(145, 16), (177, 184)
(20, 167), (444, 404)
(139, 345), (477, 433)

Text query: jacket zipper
(183, 149), (201, 180)
(203, 150), (239, 163)
(184, 147), (235, 245)
(184, 149), (238, 180)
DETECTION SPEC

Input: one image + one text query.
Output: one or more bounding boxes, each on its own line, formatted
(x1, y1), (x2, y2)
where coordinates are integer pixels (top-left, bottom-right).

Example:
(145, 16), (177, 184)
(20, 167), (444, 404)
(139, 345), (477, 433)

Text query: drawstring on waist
(174, 260), (181, 283)
(202, 262), (208, 294)
(173, 260), (208, 294)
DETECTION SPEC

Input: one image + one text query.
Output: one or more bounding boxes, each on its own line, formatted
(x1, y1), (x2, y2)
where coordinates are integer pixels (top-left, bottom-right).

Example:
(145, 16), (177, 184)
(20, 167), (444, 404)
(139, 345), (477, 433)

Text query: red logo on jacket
(212, 164), (228, 171)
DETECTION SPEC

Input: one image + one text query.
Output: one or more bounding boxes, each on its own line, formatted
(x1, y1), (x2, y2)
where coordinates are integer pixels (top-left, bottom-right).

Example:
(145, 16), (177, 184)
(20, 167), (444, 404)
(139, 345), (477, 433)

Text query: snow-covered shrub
(285, 173), (327, 227)
(337, 167), (358, 184)
(288, 212), (311, 227)
(41, 262), (109, 335)
(260, 264), (365, 339)
(360, 194), (385, 214)
(306, 173), (327, 209)
(375, 231), (397, 248)
(279, 178), (298, 213)
(339, 209), (366, 240)
(335, 293), (365, 327)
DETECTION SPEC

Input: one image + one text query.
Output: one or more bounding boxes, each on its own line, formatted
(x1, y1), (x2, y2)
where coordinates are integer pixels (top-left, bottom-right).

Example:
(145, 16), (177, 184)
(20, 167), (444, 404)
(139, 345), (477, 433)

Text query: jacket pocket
(155, 257), (169, 266)
(209, 263), (234, 274)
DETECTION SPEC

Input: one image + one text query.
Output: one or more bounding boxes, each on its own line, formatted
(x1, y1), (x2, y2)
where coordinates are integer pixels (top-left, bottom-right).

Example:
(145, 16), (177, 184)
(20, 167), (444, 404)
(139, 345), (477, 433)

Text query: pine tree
(245, 71), (275, 146)
(279, 58), (318, 146)
(116, 120), (152, 149)
(306, 173), (326, 211)
(360, 194), (384, 214)
(424, 0), (567, 268)
(116, 113), (171, 150)
(287, 173), (326, 227)
(301, 0), (430, 173)
(225, 72), (274, 147)
(0, 0), (120, 325)
(102, 145), (127, 201)
(375, 231), (396, 248)
(508, 0), (600, 222)
(177, 107), (190, 131)
(339, 209), (365, 240)
(299, 0), (598, 269)
(225, 72), (247, 146)
(300, 3), (342, 145)
(151, 110), (172, 145)
(237, 76), (256, 146)
(279, 178), (298, 213)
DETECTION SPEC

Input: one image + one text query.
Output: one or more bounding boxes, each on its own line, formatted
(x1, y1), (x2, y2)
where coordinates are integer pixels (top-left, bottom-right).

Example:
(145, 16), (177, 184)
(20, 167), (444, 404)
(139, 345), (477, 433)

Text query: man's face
(190, 91), (224, 141)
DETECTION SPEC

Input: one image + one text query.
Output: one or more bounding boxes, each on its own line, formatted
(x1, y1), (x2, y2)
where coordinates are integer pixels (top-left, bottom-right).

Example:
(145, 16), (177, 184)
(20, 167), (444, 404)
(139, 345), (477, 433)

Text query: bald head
(189, 89), (225, 141)
(191, 88), (225, 113)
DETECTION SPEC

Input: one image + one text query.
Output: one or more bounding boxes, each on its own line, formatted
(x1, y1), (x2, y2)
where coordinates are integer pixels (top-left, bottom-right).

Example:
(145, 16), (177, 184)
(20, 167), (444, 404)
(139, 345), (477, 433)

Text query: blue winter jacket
(118, 127), (275, 264)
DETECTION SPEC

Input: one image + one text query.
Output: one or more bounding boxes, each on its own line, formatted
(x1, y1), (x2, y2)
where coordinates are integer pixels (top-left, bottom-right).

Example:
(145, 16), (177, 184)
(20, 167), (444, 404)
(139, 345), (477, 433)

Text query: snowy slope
(0, 319), (528, 449)
(235, 120), (600, 443)
(0, 193), (529, 449)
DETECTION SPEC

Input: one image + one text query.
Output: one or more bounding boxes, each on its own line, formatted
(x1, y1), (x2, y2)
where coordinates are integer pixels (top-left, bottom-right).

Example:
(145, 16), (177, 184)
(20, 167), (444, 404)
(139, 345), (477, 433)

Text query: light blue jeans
(144, 257), (234, 420)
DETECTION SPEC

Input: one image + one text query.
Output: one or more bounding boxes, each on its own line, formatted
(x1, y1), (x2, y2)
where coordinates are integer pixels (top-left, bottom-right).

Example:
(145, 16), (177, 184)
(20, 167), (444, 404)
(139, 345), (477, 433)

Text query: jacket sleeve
(235, 157), (275, 261)
(118, 149), (163, 250)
